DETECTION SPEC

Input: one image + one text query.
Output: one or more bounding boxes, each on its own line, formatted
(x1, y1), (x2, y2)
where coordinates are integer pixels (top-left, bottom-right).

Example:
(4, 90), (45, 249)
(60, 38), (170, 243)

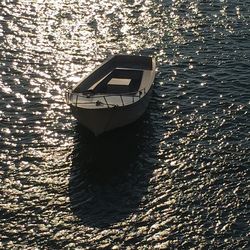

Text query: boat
(65, 54), (156, 136)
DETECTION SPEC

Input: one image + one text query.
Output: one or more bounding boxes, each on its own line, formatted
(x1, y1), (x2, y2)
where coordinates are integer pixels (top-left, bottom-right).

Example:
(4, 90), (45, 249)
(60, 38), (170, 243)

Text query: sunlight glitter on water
(1, 0), (250, 249)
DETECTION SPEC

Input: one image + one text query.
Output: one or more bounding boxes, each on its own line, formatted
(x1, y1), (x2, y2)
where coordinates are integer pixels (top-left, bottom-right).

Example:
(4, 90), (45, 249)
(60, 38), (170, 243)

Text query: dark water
(1, 0), (249, 249)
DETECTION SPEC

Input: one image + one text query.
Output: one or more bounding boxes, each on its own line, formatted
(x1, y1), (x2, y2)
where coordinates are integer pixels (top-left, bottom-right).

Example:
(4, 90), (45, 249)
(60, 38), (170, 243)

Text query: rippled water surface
(1, 0), (249, 249)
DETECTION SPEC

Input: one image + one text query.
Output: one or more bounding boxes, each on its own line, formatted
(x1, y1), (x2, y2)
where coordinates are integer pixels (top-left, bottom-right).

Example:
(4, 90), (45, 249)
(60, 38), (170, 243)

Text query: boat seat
(92, 68), (143, 94)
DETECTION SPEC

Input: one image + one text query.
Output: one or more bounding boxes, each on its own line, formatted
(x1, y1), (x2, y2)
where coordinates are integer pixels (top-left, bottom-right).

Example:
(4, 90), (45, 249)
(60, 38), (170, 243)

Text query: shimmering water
(1, 0), (249, 249)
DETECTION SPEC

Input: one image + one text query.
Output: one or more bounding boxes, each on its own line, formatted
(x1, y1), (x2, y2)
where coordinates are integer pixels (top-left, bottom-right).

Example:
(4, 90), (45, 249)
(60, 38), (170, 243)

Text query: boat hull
(70, 87), (153, 136)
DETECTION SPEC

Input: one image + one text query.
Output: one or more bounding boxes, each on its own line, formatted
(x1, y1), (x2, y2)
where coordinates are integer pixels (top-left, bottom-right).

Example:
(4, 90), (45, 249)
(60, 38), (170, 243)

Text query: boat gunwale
(65, 85), (150, 109)
(69, 83), (154, 112)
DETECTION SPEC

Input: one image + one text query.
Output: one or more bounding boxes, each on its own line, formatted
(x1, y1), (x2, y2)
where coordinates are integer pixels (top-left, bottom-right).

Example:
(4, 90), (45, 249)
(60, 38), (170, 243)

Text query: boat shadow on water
(68, 112), (157, 228)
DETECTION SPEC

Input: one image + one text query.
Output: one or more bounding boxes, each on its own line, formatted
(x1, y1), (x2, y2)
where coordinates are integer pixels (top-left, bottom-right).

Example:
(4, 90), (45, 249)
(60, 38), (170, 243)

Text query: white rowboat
(66, 55), (156, 136)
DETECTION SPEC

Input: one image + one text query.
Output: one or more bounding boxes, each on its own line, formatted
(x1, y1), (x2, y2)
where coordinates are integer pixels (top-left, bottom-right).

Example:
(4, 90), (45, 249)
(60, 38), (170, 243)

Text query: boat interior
(89, 68), (143, 94)
(73, 55), (153, 95)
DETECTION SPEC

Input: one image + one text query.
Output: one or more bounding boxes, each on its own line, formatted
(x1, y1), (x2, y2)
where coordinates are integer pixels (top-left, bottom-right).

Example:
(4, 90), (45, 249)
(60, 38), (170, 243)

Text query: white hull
(70, 86), (153, 135)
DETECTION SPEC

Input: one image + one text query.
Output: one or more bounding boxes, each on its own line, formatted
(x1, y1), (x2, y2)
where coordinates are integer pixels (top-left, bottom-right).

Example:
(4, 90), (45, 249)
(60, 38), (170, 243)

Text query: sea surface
(0, 0), (249, 249)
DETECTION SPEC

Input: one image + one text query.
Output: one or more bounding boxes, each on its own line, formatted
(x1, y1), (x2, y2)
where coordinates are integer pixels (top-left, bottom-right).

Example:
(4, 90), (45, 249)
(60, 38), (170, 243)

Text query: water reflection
(69, 115), (156, 228)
